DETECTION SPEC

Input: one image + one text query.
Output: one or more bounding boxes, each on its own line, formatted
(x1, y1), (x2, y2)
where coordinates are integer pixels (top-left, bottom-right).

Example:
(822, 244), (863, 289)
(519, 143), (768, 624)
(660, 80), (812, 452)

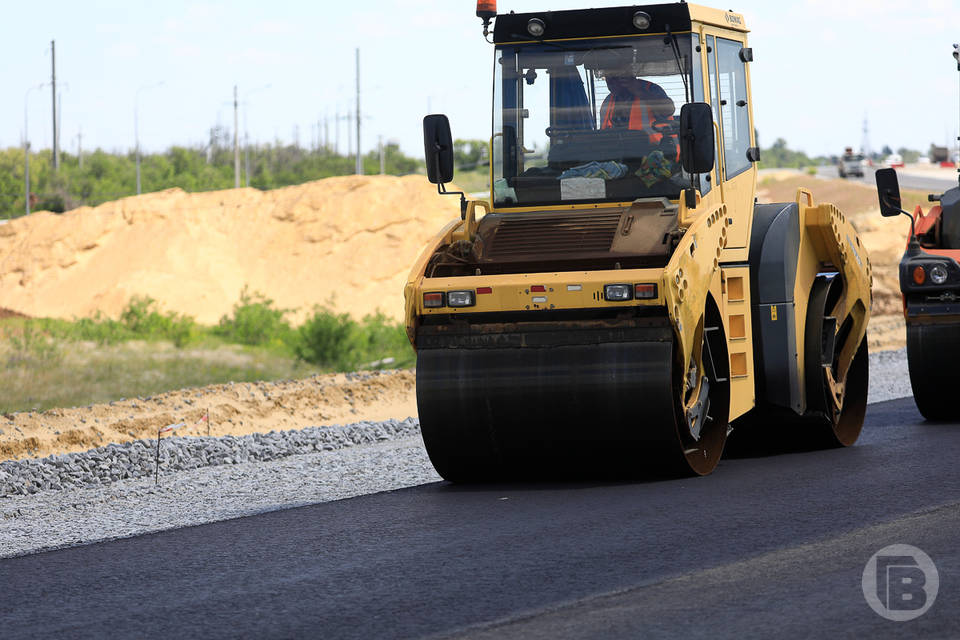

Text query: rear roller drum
(803, 276), (868, 448)
(727, 276), (868, 453)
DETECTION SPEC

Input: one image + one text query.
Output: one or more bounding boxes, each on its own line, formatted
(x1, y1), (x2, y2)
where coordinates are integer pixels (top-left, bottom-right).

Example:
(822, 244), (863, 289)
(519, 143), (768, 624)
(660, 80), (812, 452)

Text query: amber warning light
(477, 0), (497, 19)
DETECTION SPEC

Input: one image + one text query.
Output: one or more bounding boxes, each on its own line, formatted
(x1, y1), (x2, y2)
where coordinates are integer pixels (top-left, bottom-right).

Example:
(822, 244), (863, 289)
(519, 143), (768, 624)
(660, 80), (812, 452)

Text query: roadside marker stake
(155, 421), (185, 486)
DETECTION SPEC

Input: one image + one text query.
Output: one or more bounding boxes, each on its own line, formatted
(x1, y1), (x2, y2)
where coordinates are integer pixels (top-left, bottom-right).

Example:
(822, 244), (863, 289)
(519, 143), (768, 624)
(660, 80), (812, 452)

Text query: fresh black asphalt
(2, 397), (958, 639)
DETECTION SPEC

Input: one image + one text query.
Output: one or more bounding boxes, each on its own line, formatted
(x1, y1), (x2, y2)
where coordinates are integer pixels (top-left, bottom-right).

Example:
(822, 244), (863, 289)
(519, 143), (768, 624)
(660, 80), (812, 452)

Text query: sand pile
(0, 175), (460, 324)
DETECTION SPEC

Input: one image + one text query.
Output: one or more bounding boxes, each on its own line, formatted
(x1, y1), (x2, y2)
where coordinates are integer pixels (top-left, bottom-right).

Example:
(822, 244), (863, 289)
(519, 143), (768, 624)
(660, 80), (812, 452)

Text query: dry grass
(0, 338), (320, 414)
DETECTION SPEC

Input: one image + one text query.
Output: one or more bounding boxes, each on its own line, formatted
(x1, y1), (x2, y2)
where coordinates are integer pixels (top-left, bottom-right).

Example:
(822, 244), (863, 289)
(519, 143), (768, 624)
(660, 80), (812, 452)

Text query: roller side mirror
(679, 102), (715, 175)
(423, 114), (455, 185)
(875, 168), (902, 217)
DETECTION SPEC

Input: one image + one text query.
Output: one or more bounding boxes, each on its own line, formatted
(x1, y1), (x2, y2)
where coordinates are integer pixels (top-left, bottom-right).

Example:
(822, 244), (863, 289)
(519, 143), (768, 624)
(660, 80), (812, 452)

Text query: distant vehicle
(837, 147), (864, 178)
(886, 153), (904, 168)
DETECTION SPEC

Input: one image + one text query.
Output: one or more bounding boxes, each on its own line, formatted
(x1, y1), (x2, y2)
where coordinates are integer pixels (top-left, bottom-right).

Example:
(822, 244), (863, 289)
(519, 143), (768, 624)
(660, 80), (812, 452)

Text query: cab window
(716, 37), (751, 178)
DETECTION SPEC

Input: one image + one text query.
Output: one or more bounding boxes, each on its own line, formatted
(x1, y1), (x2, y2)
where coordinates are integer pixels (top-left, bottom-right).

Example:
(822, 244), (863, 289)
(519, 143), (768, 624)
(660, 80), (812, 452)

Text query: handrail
(713, 120), (725, 203)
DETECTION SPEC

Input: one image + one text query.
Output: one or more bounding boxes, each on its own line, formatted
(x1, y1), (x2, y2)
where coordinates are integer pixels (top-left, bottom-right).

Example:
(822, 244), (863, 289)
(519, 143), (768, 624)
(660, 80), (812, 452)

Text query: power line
(355, 47), (362, 175)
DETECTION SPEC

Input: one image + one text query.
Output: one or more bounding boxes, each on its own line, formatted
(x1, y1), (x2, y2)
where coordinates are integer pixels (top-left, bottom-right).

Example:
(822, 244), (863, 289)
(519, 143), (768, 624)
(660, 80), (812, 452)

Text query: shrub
(356, 312), (414, 368)
(213, 286), (292, 347)
(294, 306), (362, 369)
(65, 313), (128, 345)
(119, 296), (196, 347)
(294, 307), (413, 371)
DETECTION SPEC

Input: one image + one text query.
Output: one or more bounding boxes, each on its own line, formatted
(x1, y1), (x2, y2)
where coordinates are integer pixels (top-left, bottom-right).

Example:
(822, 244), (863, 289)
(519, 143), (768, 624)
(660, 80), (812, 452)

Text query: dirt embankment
(0, 175), (460, 324)
(0, 369), (417, 462)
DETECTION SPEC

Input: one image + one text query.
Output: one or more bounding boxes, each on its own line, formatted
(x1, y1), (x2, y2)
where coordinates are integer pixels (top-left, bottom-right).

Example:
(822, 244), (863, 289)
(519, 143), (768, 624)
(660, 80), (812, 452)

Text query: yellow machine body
(405, 3), (872, 480)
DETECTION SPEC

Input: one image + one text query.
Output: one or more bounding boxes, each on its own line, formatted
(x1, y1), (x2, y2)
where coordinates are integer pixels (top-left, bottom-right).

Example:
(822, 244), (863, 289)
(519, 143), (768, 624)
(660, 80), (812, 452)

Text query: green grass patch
(0, 341), (320, 413)
(0, 292), (414, 413)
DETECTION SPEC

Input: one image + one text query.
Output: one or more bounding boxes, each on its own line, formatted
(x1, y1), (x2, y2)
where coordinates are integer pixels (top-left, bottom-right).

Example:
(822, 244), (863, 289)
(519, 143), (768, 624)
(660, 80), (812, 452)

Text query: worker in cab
(599, 70), (679, 159)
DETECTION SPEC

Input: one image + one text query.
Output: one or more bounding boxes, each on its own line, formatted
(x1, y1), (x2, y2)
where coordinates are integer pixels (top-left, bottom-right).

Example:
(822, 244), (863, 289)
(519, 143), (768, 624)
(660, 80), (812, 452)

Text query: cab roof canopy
(492, 3), (748, 44)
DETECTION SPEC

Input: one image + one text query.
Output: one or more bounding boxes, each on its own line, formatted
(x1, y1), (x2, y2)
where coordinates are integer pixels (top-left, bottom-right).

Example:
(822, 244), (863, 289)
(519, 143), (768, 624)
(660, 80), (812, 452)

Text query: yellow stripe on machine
(417, 269), (665, 314)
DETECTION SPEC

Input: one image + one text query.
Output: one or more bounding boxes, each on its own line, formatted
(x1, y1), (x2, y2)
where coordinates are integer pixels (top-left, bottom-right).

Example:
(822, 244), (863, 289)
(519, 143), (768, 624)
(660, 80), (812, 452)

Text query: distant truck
(838, 147), (864, 178)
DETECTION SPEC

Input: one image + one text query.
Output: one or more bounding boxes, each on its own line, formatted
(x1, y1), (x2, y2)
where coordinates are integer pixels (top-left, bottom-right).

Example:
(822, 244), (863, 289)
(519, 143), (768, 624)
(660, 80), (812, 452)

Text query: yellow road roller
(405, 2), (872, 480)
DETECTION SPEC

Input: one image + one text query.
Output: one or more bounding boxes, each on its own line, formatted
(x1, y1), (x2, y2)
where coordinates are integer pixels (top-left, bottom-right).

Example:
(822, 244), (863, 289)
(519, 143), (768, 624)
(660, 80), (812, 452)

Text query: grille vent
(487, 213), (621, 258)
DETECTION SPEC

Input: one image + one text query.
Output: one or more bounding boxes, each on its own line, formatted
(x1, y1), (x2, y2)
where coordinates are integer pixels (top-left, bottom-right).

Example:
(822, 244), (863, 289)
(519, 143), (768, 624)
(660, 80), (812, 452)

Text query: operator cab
(486, 4), (755, 211)
(492, 34), (700, 206)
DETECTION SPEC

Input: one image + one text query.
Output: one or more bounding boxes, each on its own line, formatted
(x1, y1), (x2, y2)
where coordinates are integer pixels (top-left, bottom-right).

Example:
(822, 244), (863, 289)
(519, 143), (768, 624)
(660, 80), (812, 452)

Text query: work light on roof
(632, 11), (651, 30)
(527, 18), (546, 37)
(476, 0), (496, 19)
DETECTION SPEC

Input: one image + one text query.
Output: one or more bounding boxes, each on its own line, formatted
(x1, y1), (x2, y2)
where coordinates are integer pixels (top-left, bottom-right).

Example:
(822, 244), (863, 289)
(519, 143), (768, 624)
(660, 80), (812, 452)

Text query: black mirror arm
(438, 182), (468, 220)
(882, 194), (920, 252)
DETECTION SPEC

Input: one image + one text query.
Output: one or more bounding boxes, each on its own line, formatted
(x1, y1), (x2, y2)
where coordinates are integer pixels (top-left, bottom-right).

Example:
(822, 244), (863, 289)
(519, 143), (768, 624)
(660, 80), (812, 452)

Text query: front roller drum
(907, 321), (960, 420)
(416, 324), (729, 481)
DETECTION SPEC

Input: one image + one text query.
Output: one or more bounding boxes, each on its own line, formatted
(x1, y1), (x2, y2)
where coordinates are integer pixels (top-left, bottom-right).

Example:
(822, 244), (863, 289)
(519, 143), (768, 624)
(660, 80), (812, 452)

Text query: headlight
(930, 264), (949, 285)
(447, 290), (476, 307)
(604, 284), (633, 301)
(632, 11), (651, 30)
(527, 18), (545, 37)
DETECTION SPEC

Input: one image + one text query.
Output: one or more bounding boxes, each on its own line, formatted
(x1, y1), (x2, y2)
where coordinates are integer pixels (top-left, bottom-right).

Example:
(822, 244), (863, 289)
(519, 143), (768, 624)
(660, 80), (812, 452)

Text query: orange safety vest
(601, 94), (679, 160)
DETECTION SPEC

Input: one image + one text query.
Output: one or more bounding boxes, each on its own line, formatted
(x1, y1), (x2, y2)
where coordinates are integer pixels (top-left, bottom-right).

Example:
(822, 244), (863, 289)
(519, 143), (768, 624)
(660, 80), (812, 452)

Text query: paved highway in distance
(818, 164), (959, 194)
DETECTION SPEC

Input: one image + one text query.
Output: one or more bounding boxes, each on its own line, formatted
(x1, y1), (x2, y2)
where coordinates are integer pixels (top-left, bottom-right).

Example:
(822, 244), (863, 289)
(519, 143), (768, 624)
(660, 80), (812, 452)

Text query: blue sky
(3, 0), (959, 158)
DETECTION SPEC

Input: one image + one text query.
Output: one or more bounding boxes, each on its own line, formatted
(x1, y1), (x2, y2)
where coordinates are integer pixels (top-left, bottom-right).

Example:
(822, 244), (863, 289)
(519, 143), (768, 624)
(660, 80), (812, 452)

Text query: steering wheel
(657, 120), (680, 135)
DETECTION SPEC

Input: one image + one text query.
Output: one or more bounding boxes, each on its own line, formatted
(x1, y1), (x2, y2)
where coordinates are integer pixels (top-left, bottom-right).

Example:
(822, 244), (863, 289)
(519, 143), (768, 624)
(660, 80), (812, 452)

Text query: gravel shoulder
(0, 435), (439, 559)
(0, 349), (911, 559)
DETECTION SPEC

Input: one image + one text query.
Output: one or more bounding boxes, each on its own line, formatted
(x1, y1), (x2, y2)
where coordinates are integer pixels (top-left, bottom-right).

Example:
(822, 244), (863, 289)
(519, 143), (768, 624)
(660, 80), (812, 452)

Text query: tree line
(0, 136), (423, 219)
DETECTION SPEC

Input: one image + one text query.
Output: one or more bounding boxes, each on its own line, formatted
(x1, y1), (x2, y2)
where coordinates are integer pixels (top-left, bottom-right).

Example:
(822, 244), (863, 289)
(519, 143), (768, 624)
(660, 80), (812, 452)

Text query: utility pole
(233, 85), (240, 188)
(77, 126), (83, 169)
(244, 129), (251, 187)
(355, 48), (363, 175)
(379, 135), (385, 175)
(860, 113), (871, 160)
(24, 138), (30, 215)
(51, 40), (59, 170)
(347, 111), (353, 157)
